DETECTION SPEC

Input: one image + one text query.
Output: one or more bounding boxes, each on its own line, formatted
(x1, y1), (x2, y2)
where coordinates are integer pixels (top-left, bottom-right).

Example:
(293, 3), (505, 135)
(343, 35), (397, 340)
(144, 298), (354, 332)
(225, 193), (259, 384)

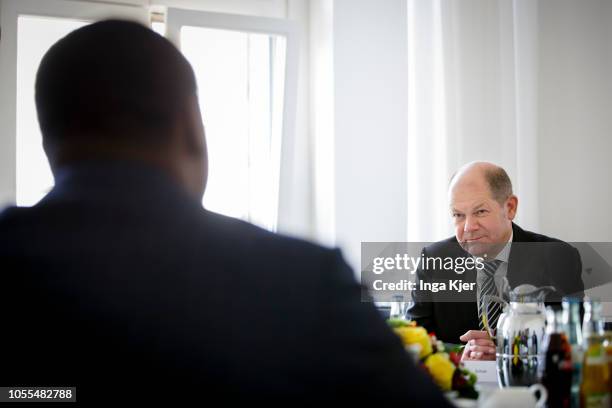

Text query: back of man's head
(35, 20), (198, 166)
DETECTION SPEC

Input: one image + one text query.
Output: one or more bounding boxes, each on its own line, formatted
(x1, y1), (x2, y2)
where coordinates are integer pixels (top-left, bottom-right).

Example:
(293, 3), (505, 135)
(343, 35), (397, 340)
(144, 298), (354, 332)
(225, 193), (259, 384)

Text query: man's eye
(475, 209), (487, 215)
(452, 213), (464, 218)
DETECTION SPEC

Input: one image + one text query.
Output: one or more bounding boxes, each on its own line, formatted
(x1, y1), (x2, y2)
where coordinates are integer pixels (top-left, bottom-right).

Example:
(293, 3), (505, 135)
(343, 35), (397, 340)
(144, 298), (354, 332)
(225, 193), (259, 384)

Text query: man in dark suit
(407, 162), (583, 360)
(0, 20), (450, 405)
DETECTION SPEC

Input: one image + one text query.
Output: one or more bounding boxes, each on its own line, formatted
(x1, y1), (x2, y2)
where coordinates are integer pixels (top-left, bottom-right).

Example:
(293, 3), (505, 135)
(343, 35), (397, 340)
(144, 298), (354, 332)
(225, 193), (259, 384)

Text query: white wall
(536, 0), (612, 317)
(538, 0), (612, 242)
(326, 0), (612, 272)
(309, 0), (335, 245)
(332, 0), (408, 270)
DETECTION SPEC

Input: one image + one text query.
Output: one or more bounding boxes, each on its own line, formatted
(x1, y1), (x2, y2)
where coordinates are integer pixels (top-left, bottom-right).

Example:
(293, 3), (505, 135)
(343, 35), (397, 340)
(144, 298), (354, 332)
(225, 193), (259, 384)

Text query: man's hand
(459, 330), (496, 361)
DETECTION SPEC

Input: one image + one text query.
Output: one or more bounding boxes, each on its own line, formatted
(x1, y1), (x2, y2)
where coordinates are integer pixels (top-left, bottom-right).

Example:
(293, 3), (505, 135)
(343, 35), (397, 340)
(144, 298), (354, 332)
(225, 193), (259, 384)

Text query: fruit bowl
(388, 319), (479, 399)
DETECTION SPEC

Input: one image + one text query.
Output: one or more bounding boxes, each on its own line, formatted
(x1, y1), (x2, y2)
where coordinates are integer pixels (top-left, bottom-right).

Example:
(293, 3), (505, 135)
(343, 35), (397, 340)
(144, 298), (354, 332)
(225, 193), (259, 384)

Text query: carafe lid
(510, 284), (556, 303)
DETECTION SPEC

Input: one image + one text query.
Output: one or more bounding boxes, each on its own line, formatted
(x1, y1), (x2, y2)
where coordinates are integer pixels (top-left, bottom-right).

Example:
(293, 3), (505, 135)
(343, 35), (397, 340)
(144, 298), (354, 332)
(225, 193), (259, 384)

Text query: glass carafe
(487, 283), (555, 387)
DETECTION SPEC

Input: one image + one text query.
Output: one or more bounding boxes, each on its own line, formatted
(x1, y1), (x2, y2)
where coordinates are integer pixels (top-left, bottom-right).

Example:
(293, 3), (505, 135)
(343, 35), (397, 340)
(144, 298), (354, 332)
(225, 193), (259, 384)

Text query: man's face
(449, 174), (517, 258)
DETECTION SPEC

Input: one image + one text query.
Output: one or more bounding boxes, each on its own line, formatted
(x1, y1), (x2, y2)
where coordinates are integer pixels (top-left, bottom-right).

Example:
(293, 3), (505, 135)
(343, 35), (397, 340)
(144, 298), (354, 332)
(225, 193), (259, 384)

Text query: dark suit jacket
(0, 162), (450, 405)
(407, 223), (584, 343)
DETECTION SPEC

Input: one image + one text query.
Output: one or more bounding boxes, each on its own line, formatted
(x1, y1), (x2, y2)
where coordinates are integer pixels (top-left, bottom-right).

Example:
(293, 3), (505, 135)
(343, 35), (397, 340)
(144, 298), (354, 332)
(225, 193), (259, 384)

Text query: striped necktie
(478, 259), (503, 333)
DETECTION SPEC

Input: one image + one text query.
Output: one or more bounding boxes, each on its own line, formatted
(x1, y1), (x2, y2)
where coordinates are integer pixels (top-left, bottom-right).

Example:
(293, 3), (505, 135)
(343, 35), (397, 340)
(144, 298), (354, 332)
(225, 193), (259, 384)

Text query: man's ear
(42, 138), (58, 177)
(181, 96), (206, 156)
(506, 195), (518, 220)
(176, 95), (208, 198)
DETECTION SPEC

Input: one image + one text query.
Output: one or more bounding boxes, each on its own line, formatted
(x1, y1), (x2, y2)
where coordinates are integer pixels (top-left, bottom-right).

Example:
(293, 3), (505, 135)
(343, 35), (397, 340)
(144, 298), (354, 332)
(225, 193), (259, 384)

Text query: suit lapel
(507, 223), (528, 288)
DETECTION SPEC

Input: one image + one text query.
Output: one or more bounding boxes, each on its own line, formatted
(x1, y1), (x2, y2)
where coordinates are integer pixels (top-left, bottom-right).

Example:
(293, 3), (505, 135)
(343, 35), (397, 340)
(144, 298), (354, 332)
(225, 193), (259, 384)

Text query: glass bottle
(583, 299), (604, 340)
(389, 295), (407, 320)
(580, 299), (610, 408)
(563, 297), (584, 408)
(605, 332), (612, 397)
(542, 308), (573, 408)
(581, 334), (610, 408)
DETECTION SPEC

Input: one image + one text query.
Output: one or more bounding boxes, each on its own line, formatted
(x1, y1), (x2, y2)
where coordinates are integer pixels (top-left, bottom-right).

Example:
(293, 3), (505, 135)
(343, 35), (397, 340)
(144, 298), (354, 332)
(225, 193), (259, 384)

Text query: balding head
(449, 162), (513, 205)
(449, 162), (518, 256)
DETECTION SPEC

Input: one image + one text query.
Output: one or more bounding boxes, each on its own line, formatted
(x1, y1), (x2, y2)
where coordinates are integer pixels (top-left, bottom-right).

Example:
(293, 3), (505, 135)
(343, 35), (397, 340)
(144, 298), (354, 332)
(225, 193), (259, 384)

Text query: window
(16, 16), (89, 206)
(167, 9), (298, 231)
(180, 26), (286, 230)
(1, 1), (297, 233)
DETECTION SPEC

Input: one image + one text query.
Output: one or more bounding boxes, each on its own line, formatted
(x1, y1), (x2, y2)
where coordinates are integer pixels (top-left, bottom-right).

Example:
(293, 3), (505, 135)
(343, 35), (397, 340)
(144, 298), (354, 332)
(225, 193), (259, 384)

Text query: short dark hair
(35, 20), (197, 151)
(483, 166), (513, 203)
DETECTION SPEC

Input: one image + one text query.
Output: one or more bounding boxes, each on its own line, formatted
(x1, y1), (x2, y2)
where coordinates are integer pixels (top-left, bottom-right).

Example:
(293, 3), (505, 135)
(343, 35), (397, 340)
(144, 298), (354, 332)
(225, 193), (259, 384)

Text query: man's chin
(461, 241), (505, 259)
(461, 241), (493, 258)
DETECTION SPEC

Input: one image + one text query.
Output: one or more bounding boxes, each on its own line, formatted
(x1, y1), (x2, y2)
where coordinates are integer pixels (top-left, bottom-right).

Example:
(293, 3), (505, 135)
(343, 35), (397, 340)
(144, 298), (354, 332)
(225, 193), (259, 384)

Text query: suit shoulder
(200, 210), (340, 262)
(0, 206), (26, 225)
(513, 225), (580, 268)
(0, 206), (36, 235)
(515, 225), (577, 253)
(197, 211), (353, 291)
(518, 229), (563, 243)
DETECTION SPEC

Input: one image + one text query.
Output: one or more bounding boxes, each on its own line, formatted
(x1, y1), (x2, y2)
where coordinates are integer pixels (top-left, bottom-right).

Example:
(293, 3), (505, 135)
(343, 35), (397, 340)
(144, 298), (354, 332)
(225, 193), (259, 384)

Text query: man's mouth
(465, 237), (484, 242)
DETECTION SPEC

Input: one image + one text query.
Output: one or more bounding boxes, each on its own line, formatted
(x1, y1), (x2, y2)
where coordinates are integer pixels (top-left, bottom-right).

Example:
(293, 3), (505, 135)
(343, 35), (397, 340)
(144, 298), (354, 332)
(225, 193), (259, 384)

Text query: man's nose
(464, 216), (479, 232)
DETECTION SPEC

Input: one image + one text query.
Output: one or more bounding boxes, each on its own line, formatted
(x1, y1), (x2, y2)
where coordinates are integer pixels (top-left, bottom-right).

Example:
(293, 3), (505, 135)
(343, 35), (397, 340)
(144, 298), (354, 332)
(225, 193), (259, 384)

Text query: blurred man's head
(448, 162), (518, 257)
(35, 20), (207, 198)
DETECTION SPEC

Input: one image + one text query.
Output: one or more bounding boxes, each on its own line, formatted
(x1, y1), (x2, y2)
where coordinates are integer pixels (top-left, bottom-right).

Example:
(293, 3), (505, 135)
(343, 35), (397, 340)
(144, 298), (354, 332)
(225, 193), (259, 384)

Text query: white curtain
(406, 0), (540, 241)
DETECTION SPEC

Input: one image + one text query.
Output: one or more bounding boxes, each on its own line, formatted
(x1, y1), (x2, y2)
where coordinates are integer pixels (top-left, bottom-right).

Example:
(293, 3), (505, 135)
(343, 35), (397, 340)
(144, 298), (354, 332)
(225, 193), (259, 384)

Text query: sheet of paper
(462, 360), (498, 384)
